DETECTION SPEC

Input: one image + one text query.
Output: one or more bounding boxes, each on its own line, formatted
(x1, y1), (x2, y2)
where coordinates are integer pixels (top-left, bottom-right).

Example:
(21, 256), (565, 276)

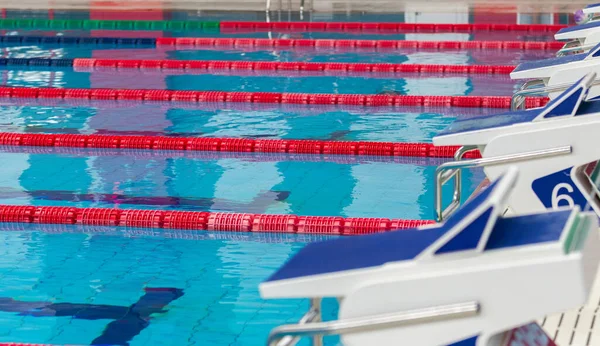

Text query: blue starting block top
(513, 42), (600, 74)
(556, 20), (600, 35)
(437, 73), (596, 137)
(265, 174), (571, 283)
(512, 53), (587, 74)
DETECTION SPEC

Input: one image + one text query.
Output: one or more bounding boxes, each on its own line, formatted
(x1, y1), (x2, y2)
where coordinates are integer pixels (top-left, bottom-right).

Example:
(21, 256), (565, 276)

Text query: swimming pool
(0, 8), (570, 346)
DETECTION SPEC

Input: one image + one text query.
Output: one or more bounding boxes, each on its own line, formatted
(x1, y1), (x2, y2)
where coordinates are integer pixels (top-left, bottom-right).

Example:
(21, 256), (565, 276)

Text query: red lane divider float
(0, 145), (444, 166)
(0, 205), (435, 235)
(73, 58), (516, 75)
(0, 132), (482, 158)
(220, 21), (566, 33)
(0, 86), (549, 109)
(154, 37), (565, 51)
(0, 96), (506, 118)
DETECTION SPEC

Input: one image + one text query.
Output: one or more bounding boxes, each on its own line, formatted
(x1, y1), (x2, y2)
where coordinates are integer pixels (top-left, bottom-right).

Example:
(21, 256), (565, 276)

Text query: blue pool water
(0, 9), (558, 346)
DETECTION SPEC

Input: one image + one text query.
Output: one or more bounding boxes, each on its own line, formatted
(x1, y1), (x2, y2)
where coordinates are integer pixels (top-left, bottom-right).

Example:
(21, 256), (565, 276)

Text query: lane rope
(0, 35), (565, 51)
(0, 18), (566, 33)
(0, 132), (483, 158)
(0, 57), (517, 75)
(0, 205), (435, 235)
(0, 145), (446, 166)
(71, 58), (516, 75)
(0, 86), (549, 109)
(0, 57), (518, 75)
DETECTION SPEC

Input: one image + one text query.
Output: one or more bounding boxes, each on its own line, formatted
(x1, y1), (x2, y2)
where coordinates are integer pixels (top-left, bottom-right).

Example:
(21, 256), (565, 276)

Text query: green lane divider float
(0, 19), (220, 31)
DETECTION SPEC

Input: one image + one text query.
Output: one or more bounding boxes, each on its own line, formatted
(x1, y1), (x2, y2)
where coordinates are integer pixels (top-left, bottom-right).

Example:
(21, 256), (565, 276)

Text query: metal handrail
(270, 298), (322, 346)
(511, 79), (547, 111)
(557, 43), (590, 57)
(267, 301), (480, 346)
(556, 39), (587, 57)
(434, 146), (572, 222)
(511, 78), (600, 111)
(434, 145), (478, 221)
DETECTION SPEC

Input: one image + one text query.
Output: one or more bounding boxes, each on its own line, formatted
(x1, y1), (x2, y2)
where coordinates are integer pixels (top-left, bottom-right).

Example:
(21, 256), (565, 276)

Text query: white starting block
(434, 72), (600, 221)
(259, 168), (600, 346)
(510, 43), (600, 103)
(553, 4), (600, 57)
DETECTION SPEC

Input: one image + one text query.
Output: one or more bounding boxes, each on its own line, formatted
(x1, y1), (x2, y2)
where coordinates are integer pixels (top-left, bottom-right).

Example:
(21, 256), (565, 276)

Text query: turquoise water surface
(0, 9), (557, 346)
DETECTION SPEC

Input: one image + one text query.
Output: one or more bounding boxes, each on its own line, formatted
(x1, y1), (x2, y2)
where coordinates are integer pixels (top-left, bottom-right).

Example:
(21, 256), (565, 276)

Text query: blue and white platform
(510, 42), (600, 100)
(260, 167), (600, 346)
(431, 73), (600, 346)
(553, 4), (600, 57)
(434, 73), (600, 220)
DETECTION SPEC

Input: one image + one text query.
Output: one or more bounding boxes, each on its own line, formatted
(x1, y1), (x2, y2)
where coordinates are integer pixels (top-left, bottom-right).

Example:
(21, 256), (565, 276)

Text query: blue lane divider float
(0, 36), (157, 46)
(0, 57), (75, 67)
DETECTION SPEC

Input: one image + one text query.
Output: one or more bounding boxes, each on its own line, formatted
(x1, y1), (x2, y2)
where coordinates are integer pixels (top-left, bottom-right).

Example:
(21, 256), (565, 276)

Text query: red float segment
(54, 134), (88, 147)
(64, 88), (91, 99)
(163, 211), (209, 230)
(0, 133), (23, 146)
(428, 145), (459, 159)
(171, 90), (200, 102)
(37, 88), (66, 99)
(90, 88), (118, 100)
(297, 216), (344, 234)
(451, 96), (482, 108)
(76, 208), (121, 226)
(287, 139), (323, 154)
(358, 142), (395, 156)
(254, 139), (289, 153)
(252, 214), (298, 233)
(322, 141), (359, 155)
(207, 212), (254, 232)
(119, 209), (165, 228)
(153, 137), (187, 151)
(219, 138), (255, 152)
(33, 206), (77, 224)
(187, 137), (221, 151)
(394, 143), (431, 157)
(119, 136), (155, 149)
(365, 95), (394, 107)
(219, 21), (566, 33)
(20, 133), (55, 147)
(196, 91), (227, 103)
(394, 95), (424, 106)
(343, 217), (391, 235)
(87, 135), (121, 148)
(11, 87), (39, 98)
(0, 205), (36, 223)
(391, 219), (437, 230)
